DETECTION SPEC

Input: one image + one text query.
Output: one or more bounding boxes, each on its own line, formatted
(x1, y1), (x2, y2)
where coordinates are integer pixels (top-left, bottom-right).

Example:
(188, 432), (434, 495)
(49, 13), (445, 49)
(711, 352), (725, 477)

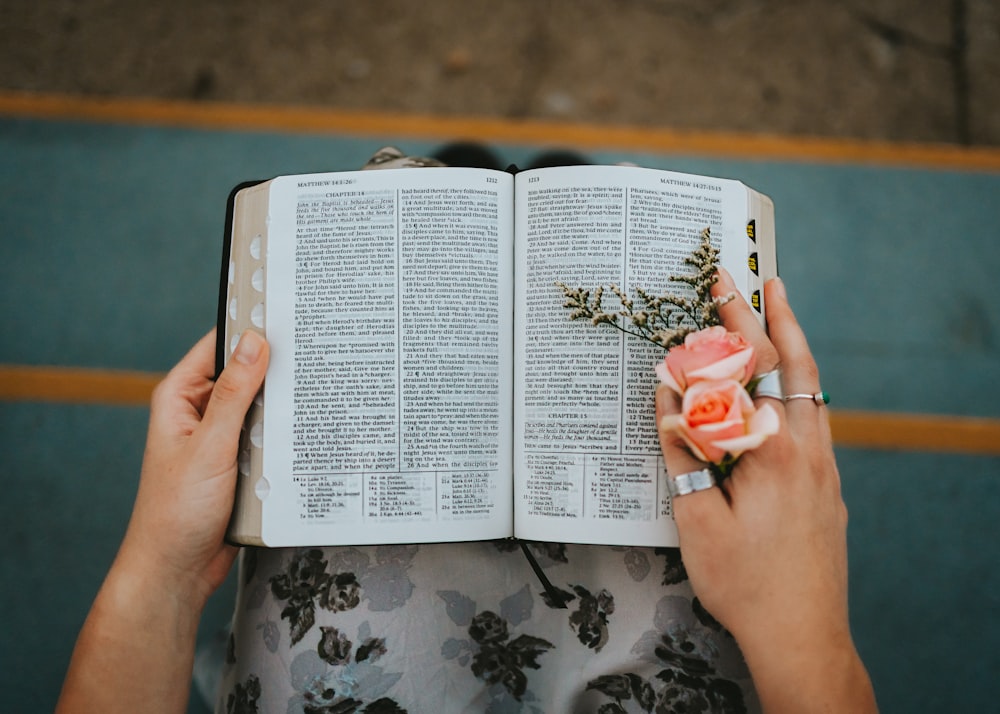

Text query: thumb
(200, 331), (269, 448)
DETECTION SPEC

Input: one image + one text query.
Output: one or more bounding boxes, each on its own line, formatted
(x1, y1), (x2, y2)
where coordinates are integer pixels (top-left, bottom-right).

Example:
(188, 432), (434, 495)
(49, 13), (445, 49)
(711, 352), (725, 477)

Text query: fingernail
(233, 331), (264, 365)
(770, 277), (787, 300)
(716, 267), (736, 290)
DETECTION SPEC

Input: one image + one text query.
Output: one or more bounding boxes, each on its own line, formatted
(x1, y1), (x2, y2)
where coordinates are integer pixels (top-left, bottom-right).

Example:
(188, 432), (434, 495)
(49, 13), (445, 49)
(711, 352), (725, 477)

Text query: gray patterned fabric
(218, 542), (757, 713)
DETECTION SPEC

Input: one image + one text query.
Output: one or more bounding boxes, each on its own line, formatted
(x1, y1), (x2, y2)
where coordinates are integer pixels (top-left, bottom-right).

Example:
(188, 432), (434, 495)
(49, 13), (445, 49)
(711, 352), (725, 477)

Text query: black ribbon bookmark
(519, 540), (570, 609)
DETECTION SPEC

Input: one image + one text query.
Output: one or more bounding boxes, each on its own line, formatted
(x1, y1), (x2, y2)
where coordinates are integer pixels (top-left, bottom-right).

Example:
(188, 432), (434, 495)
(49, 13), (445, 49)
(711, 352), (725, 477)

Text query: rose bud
(660, 378), (779, 464)
(655, 325), (756, 395)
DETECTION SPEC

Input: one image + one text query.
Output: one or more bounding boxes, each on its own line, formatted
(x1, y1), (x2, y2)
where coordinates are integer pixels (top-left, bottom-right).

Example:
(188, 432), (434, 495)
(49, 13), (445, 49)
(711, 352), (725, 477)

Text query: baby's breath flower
(556, 227), (724, 350)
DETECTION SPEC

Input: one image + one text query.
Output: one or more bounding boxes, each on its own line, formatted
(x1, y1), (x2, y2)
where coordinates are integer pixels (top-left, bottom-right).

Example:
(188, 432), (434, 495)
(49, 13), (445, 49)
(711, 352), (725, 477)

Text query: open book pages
(220, 164), (775, 547)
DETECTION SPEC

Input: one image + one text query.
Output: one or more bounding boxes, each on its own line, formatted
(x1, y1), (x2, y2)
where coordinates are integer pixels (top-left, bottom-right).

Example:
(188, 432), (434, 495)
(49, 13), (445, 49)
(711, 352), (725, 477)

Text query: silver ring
(784, 391), (830, 405)
(667, 468), (717, 497)
(752, 368), (783, 400)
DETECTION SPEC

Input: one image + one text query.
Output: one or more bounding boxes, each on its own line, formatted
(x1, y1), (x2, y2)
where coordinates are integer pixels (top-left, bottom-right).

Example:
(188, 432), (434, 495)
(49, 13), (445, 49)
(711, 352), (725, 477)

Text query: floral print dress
(216, 541), (758, 713)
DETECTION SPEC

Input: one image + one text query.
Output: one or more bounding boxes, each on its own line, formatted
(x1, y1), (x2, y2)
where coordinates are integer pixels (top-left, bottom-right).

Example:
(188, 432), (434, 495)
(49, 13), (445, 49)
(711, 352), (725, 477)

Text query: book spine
(219, 181), (269, 546)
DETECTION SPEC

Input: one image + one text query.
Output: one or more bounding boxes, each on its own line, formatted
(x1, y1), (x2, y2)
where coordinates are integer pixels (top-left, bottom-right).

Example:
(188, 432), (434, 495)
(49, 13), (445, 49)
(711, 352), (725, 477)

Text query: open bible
(217, 164), (776, 547)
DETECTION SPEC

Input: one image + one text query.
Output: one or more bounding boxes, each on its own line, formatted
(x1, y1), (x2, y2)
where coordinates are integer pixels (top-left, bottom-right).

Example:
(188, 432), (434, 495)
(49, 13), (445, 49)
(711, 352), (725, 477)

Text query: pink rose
(655, 326), (756, 395)
(660, 379), (779, 463)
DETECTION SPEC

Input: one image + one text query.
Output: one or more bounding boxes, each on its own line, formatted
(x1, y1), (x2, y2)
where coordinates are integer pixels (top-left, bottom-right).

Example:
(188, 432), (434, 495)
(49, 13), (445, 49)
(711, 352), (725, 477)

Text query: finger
(713, 268), (784, 411)
(762, 279), (831, 442)
(198, 330), (269, 457)
(149, 330), (218, 431)
(656, 384), (730, 521)
(175, 329), (219, 381)
(714, 267), (780, 370)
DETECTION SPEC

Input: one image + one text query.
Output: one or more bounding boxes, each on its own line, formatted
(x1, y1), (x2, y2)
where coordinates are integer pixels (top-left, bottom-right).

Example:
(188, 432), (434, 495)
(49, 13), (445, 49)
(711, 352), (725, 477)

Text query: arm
(656, 271), (877, 713)
(56, 329), (269, 714)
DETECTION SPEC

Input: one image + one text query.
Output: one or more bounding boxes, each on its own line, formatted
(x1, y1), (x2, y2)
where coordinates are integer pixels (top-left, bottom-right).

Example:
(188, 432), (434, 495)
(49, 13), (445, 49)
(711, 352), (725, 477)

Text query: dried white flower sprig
(557, 227), (779, 477)
(556, 228), (732, 350)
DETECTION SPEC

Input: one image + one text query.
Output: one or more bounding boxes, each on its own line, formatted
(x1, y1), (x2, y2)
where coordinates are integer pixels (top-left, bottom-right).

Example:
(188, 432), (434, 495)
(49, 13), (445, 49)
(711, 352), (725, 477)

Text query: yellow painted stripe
(830, 411), (1000, 456)
(2, 365), (999, 455)
(0, 365), (163, 406)
(2, 90), (1000, 172)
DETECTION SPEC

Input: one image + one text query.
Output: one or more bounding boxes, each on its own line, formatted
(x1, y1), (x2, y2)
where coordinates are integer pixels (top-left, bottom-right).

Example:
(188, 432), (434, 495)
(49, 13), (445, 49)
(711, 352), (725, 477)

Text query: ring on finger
(784, 391), (830, 405)
(667, 468), (717, 497)
(752, 368), (783, 401)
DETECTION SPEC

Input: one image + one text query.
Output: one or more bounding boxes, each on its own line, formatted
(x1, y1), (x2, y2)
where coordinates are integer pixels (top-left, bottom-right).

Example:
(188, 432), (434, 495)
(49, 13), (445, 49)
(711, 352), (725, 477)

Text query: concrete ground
(1, 0), (997, 146)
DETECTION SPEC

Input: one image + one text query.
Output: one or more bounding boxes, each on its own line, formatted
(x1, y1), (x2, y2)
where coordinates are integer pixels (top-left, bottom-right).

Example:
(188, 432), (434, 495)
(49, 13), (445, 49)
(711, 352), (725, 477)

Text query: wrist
(738, 623), (876, 713)
(113, 534), (214, 618)
(56, 540), (206, 713)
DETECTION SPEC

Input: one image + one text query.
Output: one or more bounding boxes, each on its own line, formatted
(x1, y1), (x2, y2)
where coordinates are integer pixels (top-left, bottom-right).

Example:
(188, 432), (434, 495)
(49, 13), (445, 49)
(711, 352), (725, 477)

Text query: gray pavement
(1, 0), (997, 146)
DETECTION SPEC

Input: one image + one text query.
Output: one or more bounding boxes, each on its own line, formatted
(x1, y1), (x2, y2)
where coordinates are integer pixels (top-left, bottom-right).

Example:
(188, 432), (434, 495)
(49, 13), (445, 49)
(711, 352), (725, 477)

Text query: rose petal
(683, 324), (730, 348)
(685, 418), (746, 435)
(659, 415), (711, 461)
(749, 402), (781, 437)
(687, 348), (755, 385)
(710, 403), (780, 457)
(676, 416), (746, 463)
(660, 326), (755, 393)
(675, 428), (712, 462)
(655, 361), (684, 394)
(709, 432), (768, 457)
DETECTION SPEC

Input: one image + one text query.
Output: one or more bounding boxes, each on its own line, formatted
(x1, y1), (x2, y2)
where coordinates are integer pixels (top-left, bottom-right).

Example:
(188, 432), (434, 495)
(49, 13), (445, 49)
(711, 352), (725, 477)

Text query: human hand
(656, 271), (876, 712)
(56, 330), (268, 714)
(119, 329), (268, 608)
